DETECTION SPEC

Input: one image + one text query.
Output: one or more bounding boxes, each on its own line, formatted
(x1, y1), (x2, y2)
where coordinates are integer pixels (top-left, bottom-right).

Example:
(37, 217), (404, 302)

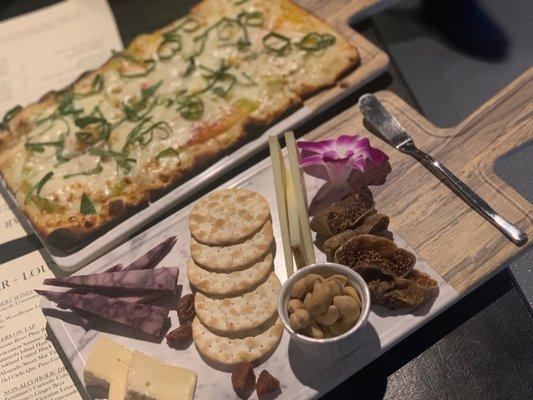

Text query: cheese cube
(125, 351), (197, 400)
(83, 336), (133, 398)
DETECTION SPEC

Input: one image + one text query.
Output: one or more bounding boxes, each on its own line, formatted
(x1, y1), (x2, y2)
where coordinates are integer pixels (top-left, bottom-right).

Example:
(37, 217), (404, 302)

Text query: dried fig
(232, 362), (256, 395)
(166, 322), (192, 346)
(177, 293), (195, 324)
(256, 370), (280, 396)
(310, 188), (375, 236)
(334, 234), (415, 278)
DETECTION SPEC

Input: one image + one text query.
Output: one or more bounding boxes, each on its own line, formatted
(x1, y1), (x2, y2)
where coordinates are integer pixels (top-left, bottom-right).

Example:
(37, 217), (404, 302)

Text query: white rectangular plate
(42, 153), (460, 400)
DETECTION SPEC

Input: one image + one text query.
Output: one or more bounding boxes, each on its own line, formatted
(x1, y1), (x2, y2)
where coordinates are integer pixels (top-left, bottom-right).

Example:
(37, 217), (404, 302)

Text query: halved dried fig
(334, 234), (415, 278)
(357, 264), (438, 310)
(310, 188), (375, 237)
(323, 213), (389, 260)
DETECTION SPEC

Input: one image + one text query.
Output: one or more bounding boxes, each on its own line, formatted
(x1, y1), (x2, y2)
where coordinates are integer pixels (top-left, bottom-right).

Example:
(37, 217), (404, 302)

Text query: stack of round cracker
(187, 188), (283, 369)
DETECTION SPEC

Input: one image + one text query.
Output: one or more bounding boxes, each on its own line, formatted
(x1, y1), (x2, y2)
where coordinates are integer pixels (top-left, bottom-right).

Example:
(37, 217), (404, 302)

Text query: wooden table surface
(0, 1), (531, 400)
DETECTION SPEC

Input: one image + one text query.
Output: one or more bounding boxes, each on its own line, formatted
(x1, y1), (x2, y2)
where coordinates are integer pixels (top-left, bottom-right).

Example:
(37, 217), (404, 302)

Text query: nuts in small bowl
(278, 263), (370, 359)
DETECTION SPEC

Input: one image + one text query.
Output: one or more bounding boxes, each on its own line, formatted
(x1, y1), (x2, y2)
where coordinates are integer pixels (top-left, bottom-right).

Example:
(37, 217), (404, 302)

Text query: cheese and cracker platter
(0, 0), (389, 271)
(39, 125), (460, 399)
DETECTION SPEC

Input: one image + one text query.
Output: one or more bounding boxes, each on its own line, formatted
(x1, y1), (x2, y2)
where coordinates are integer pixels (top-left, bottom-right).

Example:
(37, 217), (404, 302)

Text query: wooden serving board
(303, 68), (533, 294)
(27, 0), (390, 270)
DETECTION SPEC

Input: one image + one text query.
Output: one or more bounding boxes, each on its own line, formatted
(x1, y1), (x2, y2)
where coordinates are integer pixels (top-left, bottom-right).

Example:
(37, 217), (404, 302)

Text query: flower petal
(297, 134), (389, 188)
(296, 138), (337, 154)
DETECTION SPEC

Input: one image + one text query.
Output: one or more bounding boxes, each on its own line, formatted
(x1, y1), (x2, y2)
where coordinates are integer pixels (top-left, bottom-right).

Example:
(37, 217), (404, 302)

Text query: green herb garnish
(25, 139), (63, 153)
(241, 72), (258, 86)
(63, 164), (103, 179)
(74, 106), (111, 142)
(184, 57), (196, 77)
(238, 11), (263, 27)
(155, 147), (180, 160)
(118, 58), (156, 79)
(124, 80), (163, 121)
(2, 105), (22, 124)
(197, 61), (236, 97)
(122, 119), (172, 152)
(157, 32), (182, 60)
(263, 32), (291, 56)
(25, 171), (53, 204)
(296, 32), (336, 51)
(176, 95), (204, 121)
(74, 74), (104, 98)
(80, 193), (96, 214)
(89, 147), (136, 173)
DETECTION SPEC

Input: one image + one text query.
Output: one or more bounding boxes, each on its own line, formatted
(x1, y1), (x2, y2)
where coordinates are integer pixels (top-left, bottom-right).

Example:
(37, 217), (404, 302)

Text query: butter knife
(358, 94), (527, 246)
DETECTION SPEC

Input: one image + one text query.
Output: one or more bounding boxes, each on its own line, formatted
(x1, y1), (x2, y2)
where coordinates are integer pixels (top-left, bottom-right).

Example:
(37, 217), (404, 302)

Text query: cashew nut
(304, 273), (324, 291)
(289, 308), (310, 331)
(304, 318), (324, 339)
(314, 304), (340, 326)
(306, 281), (333, 316)
(343, 285), (361, 309)
(328, 318), (356, 336)
(333, 295), (360, 324)
(303, 292), (312, 310)
(287, 299), (304, 314)
(290, 277), (308, 299)
(326, 275), (347, 297)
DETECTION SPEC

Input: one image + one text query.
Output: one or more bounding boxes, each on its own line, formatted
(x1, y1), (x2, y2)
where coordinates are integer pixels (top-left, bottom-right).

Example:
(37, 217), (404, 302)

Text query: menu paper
(0, 252), (81, 400)
(0, 0), (123, 245)
(0, 197), (24, 244)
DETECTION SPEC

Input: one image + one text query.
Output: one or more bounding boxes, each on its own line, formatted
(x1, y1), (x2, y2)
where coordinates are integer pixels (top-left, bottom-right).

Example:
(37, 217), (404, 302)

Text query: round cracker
(195, 272), (281, 337)
(192, 317), (283, 367)
(188, 188), (270, 245)
(187, 253), (272, 296)
(190, 221), (274, 272)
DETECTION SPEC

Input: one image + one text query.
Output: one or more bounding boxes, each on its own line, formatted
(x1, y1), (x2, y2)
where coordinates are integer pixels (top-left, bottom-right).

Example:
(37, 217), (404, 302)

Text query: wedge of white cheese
(124, 350), (197, 400)
(83, 335), (133, 398)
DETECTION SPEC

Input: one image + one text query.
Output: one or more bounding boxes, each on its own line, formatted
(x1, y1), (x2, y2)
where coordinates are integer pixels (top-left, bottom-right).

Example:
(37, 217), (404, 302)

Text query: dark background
(0, 1), (531, 399)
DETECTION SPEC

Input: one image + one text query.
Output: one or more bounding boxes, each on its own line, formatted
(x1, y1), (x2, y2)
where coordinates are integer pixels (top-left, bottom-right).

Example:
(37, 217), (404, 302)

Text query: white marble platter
(42, 151), (460, 400)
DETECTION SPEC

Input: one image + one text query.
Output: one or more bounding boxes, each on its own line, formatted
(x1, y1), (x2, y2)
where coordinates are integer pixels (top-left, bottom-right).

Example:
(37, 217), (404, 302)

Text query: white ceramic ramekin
(278, 262), (371, 359)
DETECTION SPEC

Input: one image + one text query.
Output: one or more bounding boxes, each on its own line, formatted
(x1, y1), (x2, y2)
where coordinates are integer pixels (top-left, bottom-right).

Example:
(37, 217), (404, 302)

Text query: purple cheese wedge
(37, 290), (169, 337)
(105, 263), (124, 273)
(43, 267), (178, 294)
(123, 236), (177, 271)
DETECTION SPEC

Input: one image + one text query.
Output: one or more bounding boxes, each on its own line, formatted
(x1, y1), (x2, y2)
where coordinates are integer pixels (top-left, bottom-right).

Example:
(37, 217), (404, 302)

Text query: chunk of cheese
(83, 335), (133, 398)
(269, 135), (294, 277)
(125, 351), (197, 400)
(284, 131), (316, 266)
(108, 367), (128, 400)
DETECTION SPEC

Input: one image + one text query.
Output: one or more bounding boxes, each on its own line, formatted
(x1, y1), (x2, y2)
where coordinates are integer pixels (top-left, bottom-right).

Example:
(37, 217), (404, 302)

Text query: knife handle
(406, 146), (528, 246)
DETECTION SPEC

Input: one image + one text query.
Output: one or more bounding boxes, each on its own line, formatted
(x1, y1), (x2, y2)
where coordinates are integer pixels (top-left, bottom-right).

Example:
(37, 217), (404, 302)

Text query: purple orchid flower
(297, 134), (388, 188)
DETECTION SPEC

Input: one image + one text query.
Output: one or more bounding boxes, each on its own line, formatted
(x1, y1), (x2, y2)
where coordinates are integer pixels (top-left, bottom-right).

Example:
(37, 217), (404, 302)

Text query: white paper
(0, 0), (123, 245)
(0, 252), (82, 400)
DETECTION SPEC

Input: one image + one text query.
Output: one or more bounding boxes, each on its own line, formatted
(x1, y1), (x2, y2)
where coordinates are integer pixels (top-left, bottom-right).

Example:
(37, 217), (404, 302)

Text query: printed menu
(0, 252), (81, 400)
(0, 0), (123, 245)
(0, 197), (24, 244)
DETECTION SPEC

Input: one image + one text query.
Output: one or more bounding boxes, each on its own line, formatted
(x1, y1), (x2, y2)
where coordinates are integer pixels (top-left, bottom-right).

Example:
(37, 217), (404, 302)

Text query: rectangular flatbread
(0, 0), (359, 251)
